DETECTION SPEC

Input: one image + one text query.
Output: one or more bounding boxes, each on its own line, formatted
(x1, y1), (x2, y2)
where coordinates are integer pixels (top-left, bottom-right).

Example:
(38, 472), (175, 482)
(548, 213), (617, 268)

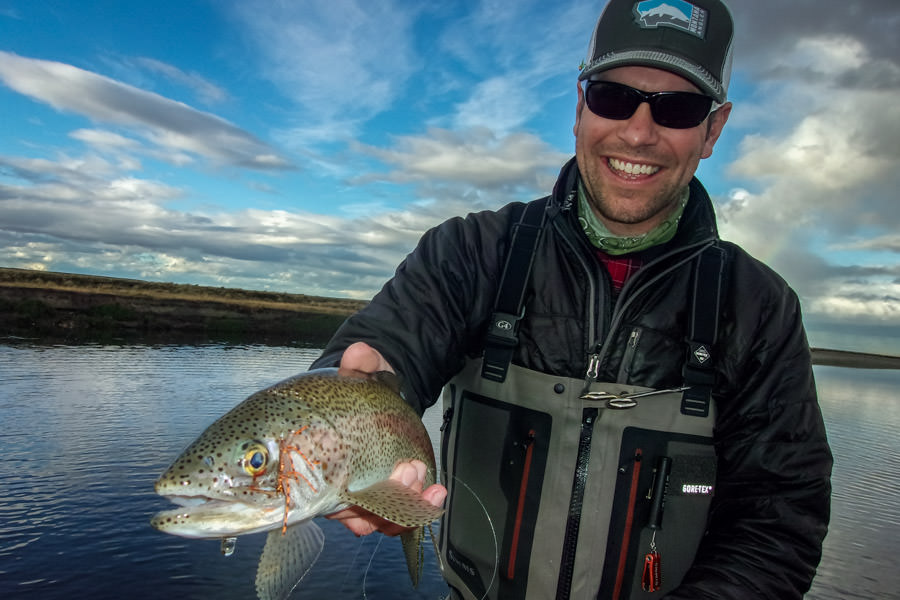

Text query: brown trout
(150, 368), (443, 600)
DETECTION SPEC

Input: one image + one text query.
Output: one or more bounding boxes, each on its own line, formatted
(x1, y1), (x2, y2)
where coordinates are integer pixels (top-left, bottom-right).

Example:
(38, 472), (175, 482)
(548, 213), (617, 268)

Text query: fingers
(423, 483), (448, 507)
(390, 461), (447, 507)
(338, 342), (395, 378)
(392, 459), (426, 491)
(327, 507), (382, 537)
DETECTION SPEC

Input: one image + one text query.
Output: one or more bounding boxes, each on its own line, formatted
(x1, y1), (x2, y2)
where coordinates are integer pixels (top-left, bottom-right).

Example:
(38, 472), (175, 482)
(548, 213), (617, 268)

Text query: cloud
(436, 0), (593, 134)
(225, 0), (421, 146)
(453, 76), (545, 133)
(837, 235), (900, 254)
(133, 57), (228, 105)
(353, 127), (568, 190)
(0, 122), (569, 299)
(714, 3), (900, 328)
(0, 151), (435, 298)
(731, 1), (900, 80)
(0, 51), (292, 171)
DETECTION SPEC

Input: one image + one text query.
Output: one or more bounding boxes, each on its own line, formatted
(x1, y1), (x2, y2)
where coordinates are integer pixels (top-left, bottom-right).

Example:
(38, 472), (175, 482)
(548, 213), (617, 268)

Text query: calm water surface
(0, 343), (897, 599)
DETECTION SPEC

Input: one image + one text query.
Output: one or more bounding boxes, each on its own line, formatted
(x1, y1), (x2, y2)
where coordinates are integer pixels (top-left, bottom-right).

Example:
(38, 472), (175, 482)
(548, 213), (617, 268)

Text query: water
(0, 343), (896, 599)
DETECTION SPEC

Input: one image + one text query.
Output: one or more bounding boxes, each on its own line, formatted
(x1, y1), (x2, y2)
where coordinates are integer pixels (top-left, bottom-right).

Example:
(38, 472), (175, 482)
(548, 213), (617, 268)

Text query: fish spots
(152, 368), (436, 543)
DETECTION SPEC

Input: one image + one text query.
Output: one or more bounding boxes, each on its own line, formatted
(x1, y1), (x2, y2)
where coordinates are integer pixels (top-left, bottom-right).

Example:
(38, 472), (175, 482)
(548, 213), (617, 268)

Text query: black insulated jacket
(314, 157), (832, 599)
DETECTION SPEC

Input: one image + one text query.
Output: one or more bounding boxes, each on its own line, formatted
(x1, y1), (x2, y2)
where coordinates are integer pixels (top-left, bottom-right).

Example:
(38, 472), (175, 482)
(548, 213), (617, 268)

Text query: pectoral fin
(255, 520), (325, 600)
(340, 479), (444, 527)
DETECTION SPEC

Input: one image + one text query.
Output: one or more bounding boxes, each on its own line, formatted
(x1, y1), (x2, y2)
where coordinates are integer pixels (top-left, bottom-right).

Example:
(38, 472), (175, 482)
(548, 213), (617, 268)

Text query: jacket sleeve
(311, 204), (520, 415)
(665, 255), (833, 599)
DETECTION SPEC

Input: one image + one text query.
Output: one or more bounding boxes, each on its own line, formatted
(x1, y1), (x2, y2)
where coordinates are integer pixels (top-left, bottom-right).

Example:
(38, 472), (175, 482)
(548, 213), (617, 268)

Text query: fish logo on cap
(633, 0), (708, 39)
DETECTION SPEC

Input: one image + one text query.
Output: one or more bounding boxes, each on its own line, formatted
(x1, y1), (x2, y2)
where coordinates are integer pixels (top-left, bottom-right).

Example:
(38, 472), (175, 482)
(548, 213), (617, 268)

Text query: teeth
(609, 158), (660, 176)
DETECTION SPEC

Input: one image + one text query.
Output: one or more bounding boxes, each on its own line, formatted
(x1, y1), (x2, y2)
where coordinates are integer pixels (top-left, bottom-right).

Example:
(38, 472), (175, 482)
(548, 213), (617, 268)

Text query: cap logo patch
(633, 1), (708, 39)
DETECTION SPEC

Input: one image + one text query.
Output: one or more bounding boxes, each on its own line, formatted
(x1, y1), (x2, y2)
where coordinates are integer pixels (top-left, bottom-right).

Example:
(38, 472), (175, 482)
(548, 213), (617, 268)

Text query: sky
(1, 0), (898, 354)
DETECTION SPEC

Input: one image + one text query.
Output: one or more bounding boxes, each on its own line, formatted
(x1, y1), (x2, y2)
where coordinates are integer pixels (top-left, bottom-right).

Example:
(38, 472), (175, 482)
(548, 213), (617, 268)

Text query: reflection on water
(807, 367), (900, 600)
(0, 343), (445, 600)
(0, 343), (897, 599)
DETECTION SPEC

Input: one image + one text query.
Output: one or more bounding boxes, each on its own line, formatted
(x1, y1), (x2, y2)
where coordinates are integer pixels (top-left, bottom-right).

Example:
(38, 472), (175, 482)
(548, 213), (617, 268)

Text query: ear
(574, 81), (586, 137)
(701, 102), (732, 159)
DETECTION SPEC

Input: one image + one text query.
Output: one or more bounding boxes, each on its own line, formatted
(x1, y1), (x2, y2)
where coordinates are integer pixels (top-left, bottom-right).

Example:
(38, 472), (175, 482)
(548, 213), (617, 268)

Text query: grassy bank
(0, 268), (367, 345)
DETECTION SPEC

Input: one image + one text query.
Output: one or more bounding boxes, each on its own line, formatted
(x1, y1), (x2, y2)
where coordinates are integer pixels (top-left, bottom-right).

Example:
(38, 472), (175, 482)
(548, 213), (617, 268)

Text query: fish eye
(239, 442), (269, 476)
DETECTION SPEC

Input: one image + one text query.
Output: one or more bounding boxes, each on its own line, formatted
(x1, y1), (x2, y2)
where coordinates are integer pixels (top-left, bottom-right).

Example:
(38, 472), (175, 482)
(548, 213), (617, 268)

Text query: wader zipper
(507, 429), (536, 580)
(555, 407), (599, 600)
(612, 449), (643, 600)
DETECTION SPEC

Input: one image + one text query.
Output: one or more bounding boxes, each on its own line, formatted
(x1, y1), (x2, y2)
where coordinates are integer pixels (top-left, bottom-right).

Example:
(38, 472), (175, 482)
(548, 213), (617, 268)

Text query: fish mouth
(167, 495), (217, 508)
(151, 494), (282, 538)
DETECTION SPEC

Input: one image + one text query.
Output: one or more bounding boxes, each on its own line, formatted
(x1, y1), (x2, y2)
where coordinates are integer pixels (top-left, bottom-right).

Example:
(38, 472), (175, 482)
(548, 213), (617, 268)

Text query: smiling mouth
(608, 158), (660, 178)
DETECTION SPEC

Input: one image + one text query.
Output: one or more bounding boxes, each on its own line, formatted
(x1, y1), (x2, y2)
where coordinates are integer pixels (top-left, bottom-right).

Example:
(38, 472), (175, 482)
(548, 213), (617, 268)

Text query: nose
(617, 102), (659, 147)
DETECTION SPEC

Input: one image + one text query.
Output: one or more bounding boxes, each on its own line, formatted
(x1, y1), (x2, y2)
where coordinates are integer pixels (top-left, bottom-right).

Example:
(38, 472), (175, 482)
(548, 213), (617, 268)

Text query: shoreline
(3, 268), (899, 368)
(0, 267), (366, 345)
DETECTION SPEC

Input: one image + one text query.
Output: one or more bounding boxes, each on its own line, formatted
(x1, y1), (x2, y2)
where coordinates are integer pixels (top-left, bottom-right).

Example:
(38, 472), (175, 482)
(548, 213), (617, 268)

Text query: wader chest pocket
(441, 389), (552, 599)
(598, 428), (716, 600)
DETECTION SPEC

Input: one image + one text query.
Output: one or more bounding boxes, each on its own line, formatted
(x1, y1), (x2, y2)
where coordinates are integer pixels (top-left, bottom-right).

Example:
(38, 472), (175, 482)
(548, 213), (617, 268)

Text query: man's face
(574, 66), (731, 236)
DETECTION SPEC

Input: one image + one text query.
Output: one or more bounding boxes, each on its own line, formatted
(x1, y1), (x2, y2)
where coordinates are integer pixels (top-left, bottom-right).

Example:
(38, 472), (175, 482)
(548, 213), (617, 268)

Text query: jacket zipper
(555, 407), (599, 600)
(598, 240), (714, 365)
(616, 328), (642, 383)
(551, 212), (605, 366)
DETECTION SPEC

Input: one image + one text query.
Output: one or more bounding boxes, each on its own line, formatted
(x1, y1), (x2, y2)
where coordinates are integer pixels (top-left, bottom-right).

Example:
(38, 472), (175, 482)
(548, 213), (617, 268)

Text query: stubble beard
(579, 157), (685, 231)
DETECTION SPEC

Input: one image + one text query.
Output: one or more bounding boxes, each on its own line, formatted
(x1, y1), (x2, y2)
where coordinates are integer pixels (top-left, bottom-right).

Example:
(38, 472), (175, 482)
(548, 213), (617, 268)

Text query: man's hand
(328, 341), (448, 536)
(337, 341), (395, 377)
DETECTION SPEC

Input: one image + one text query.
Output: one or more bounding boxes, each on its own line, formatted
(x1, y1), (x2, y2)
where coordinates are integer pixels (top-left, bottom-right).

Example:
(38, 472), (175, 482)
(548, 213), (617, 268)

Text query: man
(314, 1), (832, 598)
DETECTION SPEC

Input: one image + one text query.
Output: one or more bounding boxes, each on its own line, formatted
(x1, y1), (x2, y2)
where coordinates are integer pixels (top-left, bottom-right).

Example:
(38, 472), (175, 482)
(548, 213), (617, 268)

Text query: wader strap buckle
(486, 310), (523, 348)
(681, 244), (726, 417)
(481, 199), (548, 382)
(482, 310), (524, 382)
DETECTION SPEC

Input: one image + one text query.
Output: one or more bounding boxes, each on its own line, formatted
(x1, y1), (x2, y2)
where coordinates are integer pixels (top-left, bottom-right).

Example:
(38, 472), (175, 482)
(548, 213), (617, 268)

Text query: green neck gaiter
(577, 183), (688, 255)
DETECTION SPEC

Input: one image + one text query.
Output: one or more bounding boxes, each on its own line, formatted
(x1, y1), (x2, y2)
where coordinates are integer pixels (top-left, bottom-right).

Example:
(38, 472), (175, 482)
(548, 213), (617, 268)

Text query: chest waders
(437, 199), (726, 599)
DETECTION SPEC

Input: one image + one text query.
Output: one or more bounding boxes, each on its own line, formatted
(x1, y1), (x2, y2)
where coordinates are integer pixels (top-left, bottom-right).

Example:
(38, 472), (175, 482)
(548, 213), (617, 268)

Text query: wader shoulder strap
(482, 198), (548, 382)
(681, 243), (727, 417)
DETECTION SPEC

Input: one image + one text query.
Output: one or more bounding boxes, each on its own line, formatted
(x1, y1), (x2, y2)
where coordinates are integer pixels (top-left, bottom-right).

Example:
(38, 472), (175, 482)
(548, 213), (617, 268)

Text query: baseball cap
(579, 0), (734, 103)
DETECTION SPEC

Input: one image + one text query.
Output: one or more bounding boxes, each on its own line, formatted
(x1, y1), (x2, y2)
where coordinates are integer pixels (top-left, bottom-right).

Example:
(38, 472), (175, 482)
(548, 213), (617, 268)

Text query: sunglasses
(584, 81), (717, 129)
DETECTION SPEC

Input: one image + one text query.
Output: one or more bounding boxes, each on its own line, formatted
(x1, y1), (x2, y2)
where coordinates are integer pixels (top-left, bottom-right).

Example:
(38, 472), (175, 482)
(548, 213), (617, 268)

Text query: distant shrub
(88, 304), (138, 321)
(17, 299), (55, 320)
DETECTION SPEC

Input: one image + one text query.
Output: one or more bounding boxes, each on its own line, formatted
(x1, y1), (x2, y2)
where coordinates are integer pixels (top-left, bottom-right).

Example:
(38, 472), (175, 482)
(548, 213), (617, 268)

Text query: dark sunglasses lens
(651, 94), (714, 129)
(585, 83), (640, 120)
(585, 82), (714, 129)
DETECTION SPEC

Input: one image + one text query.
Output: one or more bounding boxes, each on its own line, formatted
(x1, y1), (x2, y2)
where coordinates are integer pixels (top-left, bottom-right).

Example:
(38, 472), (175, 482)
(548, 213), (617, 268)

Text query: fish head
(151, 383), (338, 539)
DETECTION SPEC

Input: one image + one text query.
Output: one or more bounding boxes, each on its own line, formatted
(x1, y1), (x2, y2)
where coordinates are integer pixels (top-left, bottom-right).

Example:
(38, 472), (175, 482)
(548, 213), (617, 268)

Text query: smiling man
(314, 1), (832, 598)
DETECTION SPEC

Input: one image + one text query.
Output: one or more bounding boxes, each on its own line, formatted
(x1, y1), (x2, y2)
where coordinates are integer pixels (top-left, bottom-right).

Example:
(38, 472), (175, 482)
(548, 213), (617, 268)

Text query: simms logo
(448, 548), (476, 576)
(634, 1), (708, 38)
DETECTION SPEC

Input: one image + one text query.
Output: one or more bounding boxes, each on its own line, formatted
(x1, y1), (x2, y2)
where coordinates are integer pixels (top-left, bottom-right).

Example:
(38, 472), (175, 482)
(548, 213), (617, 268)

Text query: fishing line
(447, 474), (498, 600)
(339, 529), (369, 594)
(361, 534), (384, 600)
